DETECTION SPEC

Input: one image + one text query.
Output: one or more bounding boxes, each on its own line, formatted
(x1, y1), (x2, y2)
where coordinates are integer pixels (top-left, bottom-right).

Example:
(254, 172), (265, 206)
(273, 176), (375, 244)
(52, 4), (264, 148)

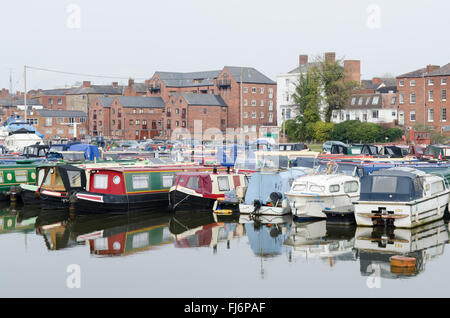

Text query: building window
(260, 87), (264, 94)
(286, 108), (291, 119)
(57, 98), (62, 105)
(410, 80), (416, 86)
(351, 97), (356, 105)
(268, 87), (273, 99)
(399, 93), (404, 104)
(268, 101), (273, 110)
(358, 98), (363, 105)
(175, 108), (179, 114)
(243, 125), (248, 133)
(203, 108), (207, 114)
(442, 78), (447, 85)
(410, 111), (416, 121)
(428, 108), (434, 122)
(244, 99), (248, 106)
(372, 96), (379, 104)
(244, 112), (248, 118)
(268, 113), (273, 123)
(391, 96), (396, 105)
(129, 119), (133, 125)
(251, 100), (256, 106)
(133, 109), (137, 114)
(428, 78), (434, 86)
(251, 125), (256, 132)
(443, 108), (447, 121)
(251, 112), (256, 119)
(260, 100), (264, 106)
(392, 111), (396, 117)
(45, 117), (52, 126)
(442, 89), (447, 101)
(176, 121), (179, 127)
(410, 93), (416, 104)
(429, 90), (434, 102)
(48, 98), (53, 105)
(244, 87), (248, 93)
(372, 110), (379, 118)
(251, 87), (256, 94)
(260, 112), (264, 119)
(135, 120), (140, 125)
(399, 80), (404, 86)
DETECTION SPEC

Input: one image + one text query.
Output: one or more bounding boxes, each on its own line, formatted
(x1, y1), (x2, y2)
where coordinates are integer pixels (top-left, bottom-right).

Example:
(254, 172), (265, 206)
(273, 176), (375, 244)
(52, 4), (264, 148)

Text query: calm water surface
(1, 202), (449, 298)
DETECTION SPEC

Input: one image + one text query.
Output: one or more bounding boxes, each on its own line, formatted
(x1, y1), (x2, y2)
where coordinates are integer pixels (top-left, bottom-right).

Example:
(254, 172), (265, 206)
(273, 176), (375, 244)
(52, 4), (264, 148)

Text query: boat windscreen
(360, 175), (422, 201)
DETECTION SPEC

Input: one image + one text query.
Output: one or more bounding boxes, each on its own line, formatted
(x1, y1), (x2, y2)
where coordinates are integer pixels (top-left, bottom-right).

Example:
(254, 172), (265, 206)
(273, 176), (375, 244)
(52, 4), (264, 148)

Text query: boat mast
(24, 65), (27, 129)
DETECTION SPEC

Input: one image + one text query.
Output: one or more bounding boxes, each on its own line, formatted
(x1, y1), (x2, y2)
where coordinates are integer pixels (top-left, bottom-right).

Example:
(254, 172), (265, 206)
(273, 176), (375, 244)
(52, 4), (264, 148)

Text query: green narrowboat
(0, 162), (40, 200)
(73, 165), (228, 214)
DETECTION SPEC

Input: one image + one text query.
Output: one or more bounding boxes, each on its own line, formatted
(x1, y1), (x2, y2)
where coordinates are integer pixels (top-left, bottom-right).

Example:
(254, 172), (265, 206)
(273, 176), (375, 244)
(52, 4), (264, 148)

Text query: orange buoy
(390, 255), (416, 275)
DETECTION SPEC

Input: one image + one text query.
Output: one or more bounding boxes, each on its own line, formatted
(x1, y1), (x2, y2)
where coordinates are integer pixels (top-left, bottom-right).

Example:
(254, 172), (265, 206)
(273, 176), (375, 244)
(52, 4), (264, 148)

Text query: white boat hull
(239, 203), (291, 216)
(354, 190), (450, 228)
(288, 193), (359, 218)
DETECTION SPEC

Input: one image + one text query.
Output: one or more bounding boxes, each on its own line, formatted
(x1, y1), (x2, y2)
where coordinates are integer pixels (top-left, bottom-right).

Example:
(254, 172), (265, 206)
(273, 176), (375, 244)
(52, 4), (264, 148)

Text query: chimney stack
(324, 52), (336, 64)
(128, 78), (135, 87)
(82, 81), (91, 88)
(426, 64), (440, 74)
(112, 82), (118, 88)
(372, 77), (382, 85)
(299, 54), (308, 66)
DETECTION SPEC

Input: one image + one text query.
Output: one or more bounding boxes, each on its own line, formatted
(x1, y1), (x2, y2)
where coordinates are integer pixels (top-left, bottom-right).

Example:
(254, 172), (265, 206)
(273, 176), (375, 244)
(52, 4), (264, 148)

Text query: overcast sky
(1, 0), (449, 91)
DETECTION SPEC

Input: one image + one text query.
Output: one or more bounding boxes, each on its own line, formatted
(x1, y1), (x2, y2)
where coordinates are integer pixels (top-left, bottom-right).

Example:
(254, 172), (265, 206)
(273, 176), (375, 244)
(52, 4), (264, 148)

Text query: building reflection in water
(354, 219), (449, 278)
(284, 220), (357, 267)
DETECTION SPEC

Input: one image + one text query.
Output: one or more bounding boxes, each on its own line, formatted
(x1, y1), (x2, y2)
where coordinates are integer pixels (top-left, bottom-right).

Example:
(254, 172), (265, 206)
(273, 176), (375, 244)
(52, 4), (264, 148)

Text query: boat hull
(354, 190), (450, 228)
(74, 191), (169, 214)
(287, 193), (358, 219)
(20, 188), (41, 206)
(239, 203), (291, 216)
(168, 189), (216, 212)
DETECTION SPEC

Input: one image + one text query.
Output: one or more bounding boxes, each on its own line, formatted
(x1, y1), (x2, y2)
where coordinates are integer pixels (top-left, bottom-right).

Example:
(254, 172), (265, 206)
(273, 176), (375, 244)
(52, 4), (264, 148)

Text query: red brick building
(90, 96), (165, 139)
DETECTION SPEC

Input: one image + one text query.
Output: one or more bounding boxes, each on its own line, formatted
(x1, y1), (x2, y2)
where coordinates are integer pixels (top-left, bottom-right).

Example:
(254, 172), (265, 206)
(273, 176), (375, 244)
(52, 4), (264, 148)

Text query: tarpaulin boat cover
(244, 168), (308, 205)
(359, 168), (424, 202)
(68, 144), (100, 160)
(57, 165), (87, 191)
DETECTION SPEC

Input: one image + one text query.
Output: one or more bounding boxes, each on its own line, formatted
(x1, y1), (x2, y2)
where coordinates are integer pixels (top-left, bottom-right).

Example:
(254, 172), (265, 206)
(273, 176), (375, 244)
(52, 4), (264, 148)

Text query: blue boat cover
(244, 168), (308, 204)
(69, 144), (100, 160)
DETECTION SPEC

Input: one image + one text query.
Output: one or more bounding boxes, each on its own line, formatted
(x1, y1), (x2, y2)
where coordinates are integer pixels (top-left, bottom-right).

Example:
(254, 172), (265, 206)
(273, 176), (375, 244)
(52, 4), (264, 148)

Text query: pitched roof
(428, 63), (450, 77)
(396, 68), (426, 78)
(37, 109), (87, 117)
(180, 93), (227, 107)
(116, 96), (165, 108)
(224, 66), (276, 85)
(156, 70), (221, 87)
(347, 93), (383, 109)
(40, 88), (71, 96)
(132, 83), (148, 93)
(287, 62), (320, 74)
(96, 97), (115, 108)
(65, 85), (123, 95)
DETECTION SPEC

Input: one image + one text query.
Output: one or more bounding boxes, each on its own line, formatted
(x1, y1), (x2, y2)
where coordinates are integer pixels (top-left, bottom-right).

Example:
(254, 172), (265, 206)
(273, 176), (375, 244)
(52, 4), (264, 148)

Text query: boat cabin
(38, 165), (86, 193)
(173, 171), (249, 197)
(423, 144), (450, 160)
(348, 144), (379, 156)
(278, 143), (308, 151)
(359, 168), (444, 202)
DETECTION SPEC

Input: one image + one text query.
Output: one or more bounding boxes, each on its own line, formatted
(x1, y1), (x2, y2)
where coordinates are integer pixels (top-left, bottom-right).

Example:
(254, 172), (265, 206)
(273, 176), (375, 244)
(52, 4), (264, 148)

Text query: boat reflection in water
(169, 211), (243, 252)
(355, 219), (449, 277)
(73, 211), (173, 256)
(35, 209), (73, 250)
(240, 214), (292, 257)
(284, 220), (357, 266)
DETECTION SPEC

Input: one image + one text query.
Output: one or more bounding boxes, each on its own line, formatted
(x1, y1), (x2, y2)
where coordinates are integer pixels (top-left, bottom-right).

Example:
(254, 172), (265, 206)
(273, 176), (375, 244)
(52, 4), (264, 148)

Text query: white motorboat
(354, 167), (450, 228)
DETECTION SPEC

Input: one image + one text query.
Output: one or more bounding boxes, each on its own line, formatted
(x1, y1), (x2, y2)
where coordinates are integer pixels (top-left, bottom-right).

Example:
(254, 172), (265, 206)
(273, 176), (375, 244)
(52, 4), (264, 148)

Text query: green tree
(284, 119), (301, 142)
(317, 58), (358, 122)
(292, 69), (322, 141)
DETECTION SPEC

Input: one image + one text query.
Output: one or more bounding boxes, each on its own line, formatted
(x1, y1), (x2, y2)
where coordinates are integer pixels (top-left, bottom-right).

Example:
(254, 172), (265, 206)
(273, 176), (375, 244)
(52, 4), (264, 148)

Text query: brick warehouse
(147, 66), (277, 137)
(397, 63), (449, 134)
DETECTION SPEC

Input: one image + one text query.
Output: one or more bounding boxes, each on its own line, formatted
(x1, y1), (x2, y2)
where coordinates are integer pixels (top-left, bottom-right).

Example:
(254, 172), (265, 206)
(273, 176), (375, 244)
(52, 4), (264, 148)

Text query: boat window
(217, 176), (230, 191)
(94, 238), (109, 251)
(309, 185), (325, 192)
(186, 176), (199, 191)
(93, 174), (108, 189)
(132, 232), (149, 249)
(132, 174), (149, 190)
(67, 171), (82, 188)
(329, 184), (340, 193)
(371, 176), (397, 193)
(0, 172), (3, 183)
(293, 184), (306, 191)
(430, 181), (445, 195)
(15, 170), (27, 183)
(344, 181), (359, 193)
(162, 175), (174, 188)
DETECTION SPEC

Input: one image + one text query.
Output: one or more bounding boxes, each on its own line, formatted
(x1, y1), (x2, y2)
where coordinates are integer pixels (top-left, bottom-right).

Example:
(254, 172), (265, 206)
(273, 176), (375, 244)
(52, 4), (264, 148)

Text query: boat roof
(370, 167), (427, 178)
(294, 174), (357, 183)
(90, 164), (217, 173)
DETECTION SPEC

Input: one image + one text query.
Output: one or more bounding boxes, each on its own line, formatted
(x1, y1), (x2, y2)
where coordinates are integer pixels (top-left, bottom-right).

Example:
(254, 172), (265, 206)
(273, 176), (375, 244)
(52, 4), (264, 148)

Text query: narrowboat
(168, 170), (249, 212)
(73, 165), (227, 214)
(354, 167), (450, 228)
(0, 162), (39, 200)
(239, 167), (310, 216)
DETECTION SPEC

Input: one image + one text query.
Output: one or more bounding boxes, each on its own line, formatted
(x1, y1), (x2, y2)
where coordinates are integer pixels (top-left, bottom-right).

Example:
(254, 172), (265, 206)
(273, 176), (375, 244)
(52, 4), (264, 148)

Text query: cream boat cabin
(354, 167), (450, 228)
